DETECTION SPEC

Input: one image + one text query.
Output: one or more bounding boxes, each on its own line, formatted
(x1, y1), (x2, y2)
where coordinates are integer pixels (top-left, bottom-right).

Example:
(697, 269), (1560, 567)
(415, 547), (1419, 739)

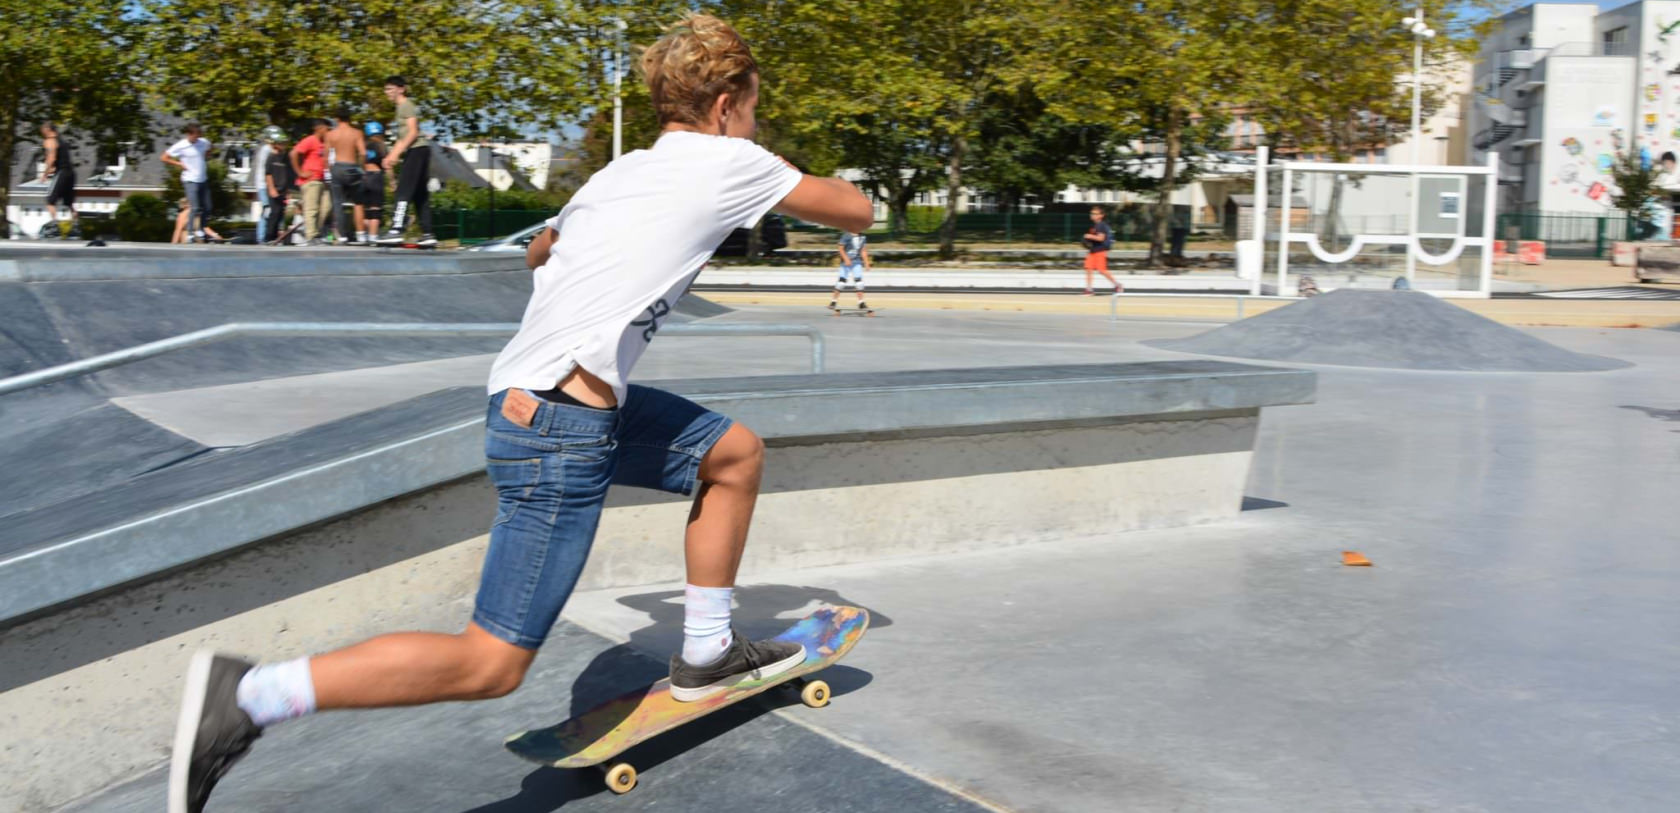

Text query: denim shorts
(471, 384), (734, 649)
(836, 263), (864, 283)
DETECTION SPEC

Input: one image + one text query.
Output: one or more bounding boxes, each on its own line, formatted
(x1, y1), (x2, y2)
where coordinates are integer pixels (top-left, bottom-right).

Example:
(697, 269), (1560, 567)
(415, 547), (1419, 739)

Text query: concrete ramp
(1146, 289), (1630, 372)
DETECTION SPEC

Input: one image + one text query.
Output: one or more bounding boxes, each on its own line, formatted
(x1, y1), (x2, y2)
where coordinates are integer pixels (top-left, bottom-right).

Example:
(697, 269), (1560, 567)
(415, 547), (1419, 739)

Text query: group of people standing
(253, 76), (435, 246)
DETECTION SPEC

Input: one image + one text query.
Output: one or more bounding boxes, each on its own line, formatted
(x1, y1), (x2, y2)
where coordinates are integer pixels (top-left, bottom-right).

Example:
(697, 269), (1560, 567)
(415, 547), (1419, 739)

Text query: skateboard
(828, 304), (876, 317)
(505, 605), (869, 794)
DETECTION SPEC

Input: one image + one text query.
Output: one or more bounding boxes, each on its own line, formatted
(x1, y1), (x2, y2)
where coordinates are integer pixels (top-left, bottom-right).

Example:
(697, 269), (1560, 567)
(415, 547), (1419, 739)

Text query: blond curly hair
(640, 14), (758, 128)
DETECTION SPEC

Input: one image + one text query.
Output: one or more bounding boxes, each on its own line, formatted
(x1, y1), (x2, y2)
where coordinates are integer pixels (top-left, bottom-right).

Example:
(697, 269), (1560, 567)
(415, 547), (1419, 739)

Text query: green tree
(1609, 148), (1663, 237)
(728, 0), (1058, 256)
(136, 0), (661, 139)
(0, 1), (149, 236)
(965, 86), (1140, 213)
(1051, 0), (1259, 266)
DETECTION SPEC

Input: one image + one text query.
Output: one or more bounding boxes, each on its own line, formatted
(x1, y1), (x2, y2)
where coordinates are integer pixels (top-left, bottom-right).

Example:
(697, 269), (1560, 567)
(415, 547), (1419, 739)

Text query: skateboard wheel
(800, 679), (830, 708)
(603, 762), (637, 794)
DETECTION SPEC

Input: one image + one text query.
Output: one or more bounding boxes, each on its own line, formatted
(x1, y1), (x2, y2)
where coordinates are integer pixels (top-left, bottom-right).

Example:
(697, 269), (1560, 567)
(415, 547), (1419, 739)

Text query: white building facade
(1474, 1), (1680, 227)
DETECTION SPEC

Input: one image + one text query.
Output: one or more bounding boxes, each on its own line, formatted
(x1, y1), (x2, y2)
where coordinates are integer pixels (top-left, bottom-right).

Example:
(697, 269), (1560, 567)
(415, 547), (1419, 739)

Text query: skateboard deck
(828, 305), (877, 317)
(505, 605), (869, 793)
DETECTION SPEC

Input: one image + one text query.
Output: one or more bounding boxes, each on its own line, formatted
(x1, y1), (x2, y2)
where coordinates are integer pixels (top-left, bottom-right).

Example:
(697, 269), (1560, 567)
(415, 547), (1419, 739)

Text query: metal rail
(1109, 292), (1305, 322)
(0, 321), (825, 396)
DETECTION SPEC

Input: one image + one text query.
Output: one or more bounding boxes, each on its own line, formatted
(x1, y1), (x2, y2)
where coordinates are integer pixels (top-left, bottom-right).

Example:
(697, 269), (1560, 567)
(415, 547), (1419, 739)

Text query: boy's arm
(526, 227), (557, 270)
(290, 145), (305, 177)
(776, 175), (873, 235)
(41, 137), (56, 180)
(836, 243), (849, 264)
(161, 151), (182, 169)
(862, 245), (872, 269)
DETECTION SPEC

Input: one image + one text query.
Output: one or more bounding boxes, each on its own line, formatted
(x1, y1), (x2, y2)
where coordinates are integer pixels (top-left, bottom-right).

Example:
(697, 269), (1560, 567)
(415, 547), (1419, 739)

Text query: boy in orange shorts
(1082, 205), (1122, 295)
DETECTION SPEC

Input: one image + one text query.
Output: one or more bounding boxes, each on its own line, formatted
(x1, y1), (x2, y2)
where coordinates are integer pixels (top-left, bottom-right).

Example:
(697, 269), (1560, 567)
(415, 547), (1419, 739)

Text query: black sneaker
(374, 231), (405, 246)
(169, 651), (263, 813)
(668, 630), (805, 702)
(416, 233), (438, 247)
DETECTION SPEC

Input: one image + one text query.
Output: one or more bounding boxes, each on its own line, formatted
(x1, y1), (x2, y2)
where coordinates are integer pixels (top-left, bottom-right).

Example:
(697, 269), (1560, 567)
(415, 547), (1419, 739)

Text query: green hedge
(113, 195), (173, 242)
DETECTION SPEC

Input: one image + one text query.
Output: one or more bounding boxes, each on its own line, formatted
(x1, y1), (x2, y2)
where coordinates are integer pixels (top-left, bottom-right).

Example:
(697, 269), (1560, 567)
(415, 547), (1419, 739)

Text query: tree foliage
(0, 0), (149, 234)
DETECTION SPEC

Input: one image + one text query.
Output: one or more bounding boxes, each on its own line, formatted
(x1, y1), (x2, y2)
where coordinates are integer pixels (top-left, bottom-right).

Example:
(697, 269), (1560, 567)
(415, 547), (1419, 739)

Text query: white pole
(1481, 151), (1498, 296)
(1252, 146), (1269, 296)
(1277, 165), (1293, 294)
(612, 19), (627, 161)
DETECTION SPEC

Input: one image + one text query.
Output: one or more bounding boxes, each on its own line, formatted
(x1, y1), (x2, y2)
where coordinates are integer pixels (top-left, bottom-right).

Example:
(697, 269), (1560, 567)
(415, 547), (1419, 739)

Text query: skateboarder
(1082, 205), (1122, 295)
(38, 122), (77, 237)
(830, 230), (872, 312)
(169, 14), (875, 812)
(374, 76), (437, 246)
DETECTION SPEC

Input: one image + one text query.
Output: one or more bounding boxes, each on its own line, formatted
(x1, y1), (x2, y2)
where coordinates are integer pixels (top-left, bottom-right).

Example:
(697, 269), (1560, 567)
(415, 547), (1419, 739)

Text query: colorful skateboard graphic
(505, 605), (869, 794)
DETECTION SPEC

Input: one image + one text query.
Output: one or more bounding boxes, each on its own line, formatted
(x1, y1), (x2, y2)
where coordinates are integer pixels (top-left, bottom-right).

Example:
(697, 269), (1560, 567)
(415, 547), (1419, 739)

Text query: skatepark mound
(1145, 289), (1630, 372)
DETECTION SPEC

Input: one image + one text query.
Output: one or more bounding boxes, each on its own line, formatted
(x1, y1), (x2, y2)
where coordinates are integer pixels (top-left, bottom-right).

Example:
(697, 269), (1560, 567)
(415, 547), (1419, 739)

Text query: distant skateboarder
(830, 230), (872, 312)
(169, 14), (875, 812)
(1082, 205), (1122, 295)
(375, 76), (437, 247)
(38, 122), (77, 237)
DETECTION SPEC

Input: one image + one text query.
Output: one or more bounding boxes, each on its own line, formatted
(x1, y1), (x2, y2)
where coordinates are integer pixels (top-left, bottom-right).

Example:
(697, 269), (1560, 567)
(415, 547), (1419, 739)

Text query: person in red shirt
(289, 119), (330, 244)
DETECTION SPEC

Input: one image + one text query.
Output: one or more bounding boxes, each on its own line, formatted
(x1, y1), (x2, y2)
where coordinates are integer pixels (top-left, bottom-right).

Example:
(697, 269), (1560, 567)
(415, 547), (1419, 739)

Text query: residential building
(1472, 1), (1680, 226)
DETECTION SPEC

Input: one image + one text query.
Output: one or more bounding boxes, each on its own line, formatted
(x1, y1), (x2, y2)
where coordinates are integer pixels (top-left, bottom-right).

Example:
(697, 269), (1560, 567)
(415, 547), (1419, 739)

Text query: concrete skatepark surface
(1146, 288), (1631, 372)
(51, 311), (1680, 812)
(7, 247), (1677, 811)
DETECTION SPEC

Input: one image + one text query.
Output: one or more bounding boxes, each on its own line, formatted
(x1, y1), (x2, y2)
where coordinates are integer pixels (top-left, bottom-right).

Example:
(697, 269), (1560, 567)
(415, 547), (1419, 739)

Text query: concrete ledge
(0, 361), (1313, 625)
(1, 360), (1312, 808)
(0, 243), (524, 282)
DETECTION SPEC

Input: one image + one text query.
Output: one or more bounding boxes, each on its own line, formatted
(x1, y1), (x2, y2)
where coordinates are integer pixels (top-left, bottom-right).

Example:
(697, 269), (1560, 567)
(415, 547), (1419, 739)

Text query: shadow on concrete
(1241, 496), (1290, 511)
(499, 584), (887, 802)
(1620, 404), (1680, 421)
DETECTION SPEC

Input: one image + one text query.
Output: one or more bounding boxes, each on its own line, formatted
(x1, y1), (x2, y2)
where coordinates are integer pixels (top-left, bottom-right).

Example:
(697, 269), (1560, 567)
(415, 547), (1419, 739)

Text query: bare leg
(684, 423), (764, 588)
(309, 623), (534, 709)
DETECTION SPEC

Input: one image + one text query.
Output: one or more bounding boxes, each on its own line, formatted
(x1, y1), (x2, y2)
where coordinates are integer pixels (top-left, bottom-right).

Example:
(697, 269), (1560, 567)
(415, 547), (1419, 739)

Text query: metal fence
(434, 209), (552, 245)
(1495, 211), (1651, 259)
(790, 211), (1179, 243)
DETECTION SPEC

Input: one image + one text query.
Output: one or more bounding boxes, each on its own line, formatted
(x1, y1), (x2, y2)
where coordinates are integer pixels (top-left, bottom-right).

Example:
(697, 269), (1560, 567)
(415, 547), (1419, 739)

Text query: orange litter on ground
(1342, 551), (1373, 567)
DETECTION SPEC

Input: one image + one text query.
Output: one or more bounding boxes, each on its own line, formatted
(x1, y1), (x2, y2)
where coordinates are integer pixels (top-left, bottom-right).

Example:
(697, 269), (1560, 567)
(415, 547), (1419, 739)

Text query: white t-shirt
(167, 138), (212, 183)
(252, 144), (272, 192)
(486, 131), (802, 402)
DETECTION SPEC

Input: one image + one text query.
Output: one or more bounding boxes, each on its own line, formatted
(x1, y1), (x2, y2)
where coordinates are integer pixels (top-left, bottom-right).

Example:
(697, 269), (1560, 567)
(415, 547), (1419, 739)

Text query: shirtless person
(38, 123), (77, 237)
(324, 110), (367, 243)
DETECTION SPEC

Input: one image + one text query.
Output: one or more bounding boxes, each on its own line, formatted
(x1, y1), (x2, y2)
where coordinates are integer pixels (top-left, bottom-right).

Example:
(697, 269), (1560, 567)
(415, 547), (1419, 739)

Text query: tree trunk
(0, 100), (16, 239)
(938, 134), (966, 259)
(1149, 106), (1183, 268)
(889, 186), (916, 239)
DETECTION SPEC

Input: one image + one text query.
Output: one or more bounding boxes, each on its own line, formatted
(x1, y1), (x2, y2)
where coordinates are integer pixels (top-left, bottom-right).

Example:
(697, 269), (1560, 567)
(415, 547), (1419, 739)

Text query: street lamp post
(1402, 9), (1437, 164)
(613, 18), (627, 161)
(1400, 9), (1436, 286)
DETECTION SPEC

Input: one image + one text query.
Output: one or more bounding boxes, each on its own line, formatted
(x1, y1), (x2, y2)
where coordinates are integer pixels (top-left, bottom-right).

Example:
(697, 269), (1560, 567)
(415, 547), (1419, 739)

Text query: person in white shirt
(170, 14), (874, 812)
(161, 123), (213, 243)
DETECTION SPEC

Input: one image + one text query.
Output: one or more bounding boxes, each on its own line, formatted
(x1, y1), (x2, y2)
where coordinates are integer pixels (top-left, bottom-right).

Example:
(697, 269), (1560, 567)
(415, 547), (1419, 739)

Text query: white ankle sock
(235, 657), (317, 727)
(682, 584), (734, 666)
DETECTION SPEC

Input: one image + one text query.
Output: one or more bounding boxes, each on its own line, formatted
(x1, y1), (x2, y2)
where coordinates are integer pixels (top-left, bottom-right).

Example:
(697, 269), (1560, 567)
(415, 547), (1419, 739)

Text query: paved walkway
(705, 290), (1680, 329)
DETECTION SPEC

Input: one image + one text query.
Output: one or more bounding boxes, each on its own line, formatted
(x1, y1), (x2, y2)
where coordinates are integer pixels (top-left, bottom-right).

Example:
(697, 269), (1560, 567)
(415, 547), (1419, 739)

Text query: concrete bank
(0, 362), (1313, 810)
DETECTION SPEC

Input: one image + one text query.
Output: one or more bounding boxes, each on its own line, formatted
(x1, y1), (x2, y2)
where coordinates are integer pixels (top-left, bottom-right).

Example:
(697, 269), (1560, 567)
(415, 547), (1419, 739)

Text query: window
(1603, 26), (1630, 56)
